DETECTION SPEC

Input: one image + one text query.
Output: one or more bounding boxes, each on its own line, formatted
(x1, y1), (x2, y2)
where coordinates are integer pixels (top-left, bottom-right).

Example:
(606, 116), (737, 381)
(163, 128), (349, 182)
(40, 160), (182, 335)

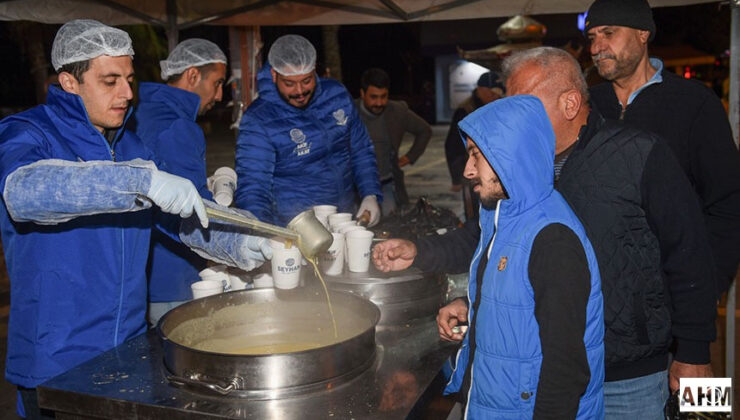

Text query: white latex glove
(147, 170), (208, 228)
(356, 195), (381, 227)
(242, 235), (273, 261)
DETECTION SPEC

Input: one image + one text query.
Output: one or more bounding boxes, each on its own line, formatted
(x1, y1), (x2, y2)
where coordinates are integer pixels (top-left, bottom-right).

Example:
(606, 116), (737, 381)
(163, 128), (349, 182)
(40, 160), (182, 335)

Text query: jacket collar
(138, 82), (200, 121)
(45, 84), (133, 143)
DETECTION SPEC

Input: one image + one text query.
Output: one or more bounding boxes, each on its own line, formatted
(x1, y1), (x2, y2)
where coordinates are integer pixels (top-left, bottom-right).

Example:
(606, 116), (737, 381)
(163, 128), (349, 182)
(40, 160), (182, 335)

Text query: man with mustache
(373, 47), (717, 419)
(235, 35), (382, 226)
(0, 20), (271, 417)
(132, 38), (240, 326)
(586, 0), (740, 296)
(355, 68), (431, 214)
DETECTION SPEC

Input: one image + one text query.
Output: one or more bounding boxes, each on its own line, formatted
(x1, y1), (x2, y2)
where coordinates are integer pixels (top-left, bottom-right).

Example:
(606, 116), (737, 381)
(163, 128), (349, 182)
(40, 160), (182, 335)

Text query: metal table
(37, 314), (458, 419)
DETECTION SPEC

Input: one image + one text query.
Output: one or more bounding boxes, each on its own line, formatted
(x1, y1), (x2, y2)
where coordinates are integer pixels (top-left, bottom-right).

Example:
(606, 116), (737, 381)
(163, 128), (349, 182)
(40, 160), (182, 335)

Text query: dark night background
(0, 2), (731, 114)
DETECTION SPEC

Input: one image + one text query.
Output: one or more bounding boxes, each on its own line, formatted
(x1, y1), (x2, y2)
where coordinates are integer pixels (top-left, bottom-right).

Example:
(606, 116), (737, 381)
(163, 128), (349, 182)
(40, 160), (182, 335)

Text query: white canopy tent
(0, 0), (737, 375)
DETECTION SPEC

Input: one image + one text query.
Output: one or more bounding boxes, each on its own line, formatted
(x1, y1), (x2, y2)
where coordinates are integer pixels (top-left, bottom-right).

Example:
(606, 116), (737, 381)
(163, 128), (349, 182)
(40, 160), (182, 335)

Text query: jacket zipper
(462, 200), (501, 420)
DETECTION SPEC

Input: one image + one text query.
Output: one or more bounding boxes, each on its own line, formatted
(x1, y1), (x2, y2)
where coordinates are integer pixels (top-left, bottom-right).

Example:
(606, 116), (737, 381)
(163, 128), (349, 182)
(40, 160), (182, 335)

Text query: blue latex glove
(147, 170), (208, 228)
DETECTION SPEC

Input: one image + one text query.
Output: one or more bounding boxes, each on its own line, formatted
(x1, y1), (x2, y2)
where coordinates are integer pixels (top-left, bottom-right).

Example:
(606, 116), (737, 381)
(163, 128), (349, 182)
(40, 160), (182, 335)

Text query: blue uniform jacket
(0, 86), (154, 388)
(133, 82), (212, 302)
(235, 66), (381, 226)
(444, 96), (605, 419)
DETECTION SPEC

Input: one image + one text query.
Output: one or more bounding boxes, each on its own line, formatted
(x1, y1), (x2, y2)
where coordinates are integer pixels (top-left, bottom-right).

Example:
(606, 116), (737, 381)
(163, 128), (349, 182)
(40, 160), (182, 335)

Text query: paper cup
(339, 225), (365, 235)
(313, 205), (337, 214)
(228, 270), (250, 291)
(313, 205), (337, 227)
(346, 230), (375, 273)
(320, 233), (345, 276)
(328, 212), (353, 229)
(199, 265), (231, 292)
(191, 280), (223, 299)
(332, 220), (356, 233)
(211, 167), (237, 207)
(270, 239), (302, 289)
(252, 273), (273, 288)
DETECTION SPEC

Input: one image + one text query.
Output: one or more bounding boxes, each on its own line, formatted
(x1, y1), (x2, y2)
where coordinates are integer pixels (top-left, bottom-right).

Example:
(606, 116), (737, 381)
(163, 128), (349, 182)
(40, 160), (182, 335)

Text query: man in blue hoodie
(235, 34), (382, 227)
(440, 96), (604, 418)
(133, 39), (251, 326)
(0, 20), (270, 418)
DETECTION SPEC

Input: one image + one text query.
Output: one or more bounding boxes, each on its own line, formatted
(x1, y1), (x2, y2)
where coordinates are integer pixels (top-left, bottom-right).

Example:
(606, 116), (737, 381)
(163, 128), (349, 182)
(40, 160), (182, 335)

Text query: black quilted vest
(557, 111), (671, 381)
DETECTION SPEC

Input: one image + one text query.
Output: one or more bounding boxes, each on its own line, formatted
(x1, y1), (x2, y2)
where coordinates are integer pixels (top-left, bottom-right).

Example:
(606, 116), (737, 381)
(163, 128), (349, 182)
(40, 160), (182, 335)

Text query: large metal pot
(326, 267), (447, 325)
(158, 288), (380, 399)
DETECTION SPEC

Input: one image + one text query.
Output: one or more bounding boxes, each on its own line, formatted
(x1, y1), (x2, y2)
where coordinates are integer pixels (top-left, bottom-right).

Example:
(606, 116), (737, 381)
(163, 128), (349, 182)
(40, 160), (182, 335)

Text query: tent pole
(725, 0), (739, 380)
(166, 0), (178, 53)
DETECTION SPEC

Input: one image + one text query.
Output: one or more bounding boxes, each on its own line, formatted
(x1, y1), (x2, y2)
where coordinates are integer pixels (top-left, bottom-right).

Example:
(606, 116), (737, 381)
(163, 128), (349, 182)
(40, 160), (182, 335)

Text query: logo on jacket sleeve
(333, 109), (348, 126)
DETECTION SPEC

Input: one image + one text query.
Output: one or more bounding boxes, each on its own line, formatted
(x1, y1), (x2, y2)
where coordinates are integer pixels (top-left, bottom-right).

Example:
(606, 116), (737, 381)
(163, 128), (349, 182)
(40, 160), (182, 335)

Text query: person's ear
(58, 72), (80, 94)
(560, 89), (582, 121)
(638, 29), (650, 44)
(360, 88), (366, 99)
(186, 67), (201, 88)
(271, 68), (278, 84)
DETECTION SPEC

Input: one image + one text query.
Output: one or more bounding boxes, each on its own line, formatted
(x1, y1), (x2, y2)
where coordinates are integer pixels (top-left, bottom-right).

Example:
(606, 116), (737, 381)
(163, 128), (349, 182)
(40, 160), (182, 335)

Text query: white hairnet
(267, 35), (316, 76)
(51, 19), (134, 72)
(160, 38), (227, 80)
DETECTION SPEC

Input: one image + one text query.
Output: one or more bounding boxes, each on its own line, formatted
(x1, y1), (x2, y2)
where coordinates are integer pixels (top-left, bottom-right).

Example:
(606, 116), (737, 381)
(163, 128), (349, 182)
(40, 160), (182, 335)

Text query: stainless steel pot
(326, 267), (447, 325)
(158, 288), (380, 399)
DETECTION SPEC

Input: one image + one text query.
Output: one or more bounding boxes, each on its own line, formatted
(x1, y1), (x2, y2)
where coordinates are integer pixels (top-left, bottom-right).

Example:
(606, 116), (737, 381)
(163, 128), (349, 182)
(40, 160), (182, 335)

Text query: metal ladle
(205, 207), (333, 259)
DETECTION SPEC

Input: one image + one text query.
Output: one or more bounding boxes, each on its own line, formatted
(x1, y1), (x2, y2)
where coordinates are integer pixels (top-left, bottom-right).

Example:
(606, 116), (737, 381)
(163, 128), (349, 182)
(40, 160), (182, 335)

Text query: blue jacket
(133, 82), (211, 302)
(0, 86), (154, 388)
(235, 66), (381, 226)
(444, 96), (604, 419)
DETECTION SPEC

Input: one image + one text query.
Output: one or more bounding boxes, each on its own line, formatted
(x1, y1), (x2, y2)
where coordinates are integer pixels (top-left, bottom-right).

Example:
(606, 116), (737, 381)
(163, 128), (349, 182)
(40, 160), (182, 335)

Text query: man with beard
(235, 35), (382, 226)
(132, 39), (237, 326)
(586, 0), (740, 295)
(373, 47), (718, 420)
(426, 95), (604, 419)
(355, 68), (431, 214)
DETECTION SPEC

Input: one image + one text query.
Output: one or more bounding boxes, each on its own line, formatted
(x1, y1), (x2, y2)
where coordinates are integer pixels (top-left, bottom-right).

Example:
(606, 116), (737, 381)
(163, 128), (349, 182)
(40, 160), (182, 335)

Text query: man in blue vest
(235, 34), (382, 227)
(133, 39), (249, 326)
(442, 96), (604, 418)
(0, 20), (270, 418)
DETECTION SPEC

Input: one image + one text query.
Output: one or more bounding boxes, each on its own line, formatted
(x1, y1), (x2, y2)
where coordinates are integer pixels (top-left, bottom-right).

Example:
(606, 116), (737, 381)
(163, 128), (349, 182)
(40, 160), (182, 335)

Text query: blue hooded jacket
(133, 82), (212, 302)
(0, 86), (155, 388)
(234, 66), (381, 226)
(444, 96), (604, 419)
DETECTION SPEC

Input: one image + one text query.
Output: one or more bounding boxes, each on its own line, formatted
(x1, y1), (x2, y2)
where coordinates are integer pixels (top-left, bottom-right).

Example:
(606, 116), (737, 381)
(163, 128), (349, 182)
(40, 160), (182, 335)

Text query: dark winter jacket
(416, 109), (717, 382)
(590, 67), (740, 293)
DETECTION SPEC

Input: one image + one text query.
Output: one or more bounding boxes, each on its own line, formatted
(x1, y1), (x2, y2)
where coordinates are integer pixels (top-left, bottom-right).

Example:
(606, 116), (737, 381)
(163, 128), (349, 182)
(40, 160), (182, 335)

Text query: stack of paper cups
(211, 167), (237, 207)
